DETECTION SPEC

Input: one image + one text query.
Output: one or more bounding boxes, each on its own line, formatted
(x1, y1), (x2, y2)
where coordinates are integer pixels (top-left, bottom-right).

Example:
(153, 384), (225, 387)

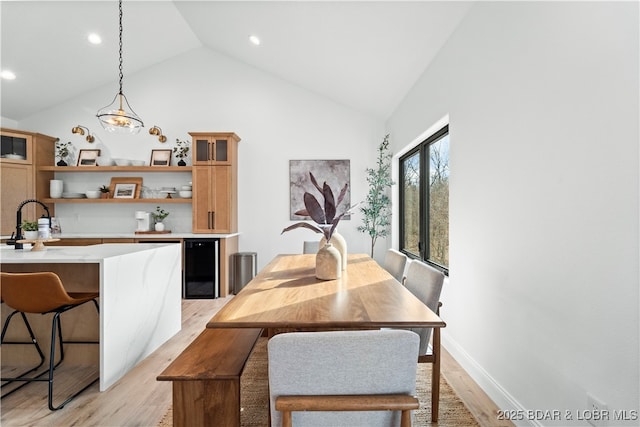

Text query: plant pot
(315, 243), (341, 280)
(100, 192), (110, 199)
(56, 160), (67, 166)
(155, 222), (165, 232)
(320, 231), (347, 270)
(23, 231), (39, 240)
(177, 159), (186, 166)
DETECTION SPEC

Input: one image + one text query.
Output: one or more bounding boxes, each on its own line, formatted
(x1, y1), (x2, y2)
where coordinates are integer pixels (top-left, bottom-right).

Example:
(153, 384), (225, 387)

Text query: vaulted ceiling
(0, 1), (473, 122)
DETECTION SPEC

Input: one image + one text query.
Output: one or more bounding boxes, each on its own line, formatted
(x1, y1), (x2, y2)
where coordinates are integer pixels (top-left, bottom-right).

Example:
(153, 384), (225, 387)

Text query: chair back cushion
(383, 249), (407, 282)
(302, 241), (320, 254)
(268, 329), (419, 426)
(403, 261), (445, 355)
(0, 272), (76, 313)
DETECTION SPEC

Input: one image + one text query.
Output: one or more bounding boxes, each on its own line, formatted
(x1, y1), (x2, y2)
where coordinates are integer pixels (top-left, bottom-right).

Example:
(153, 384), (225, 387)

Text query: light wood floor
(1, 298), (513, 427)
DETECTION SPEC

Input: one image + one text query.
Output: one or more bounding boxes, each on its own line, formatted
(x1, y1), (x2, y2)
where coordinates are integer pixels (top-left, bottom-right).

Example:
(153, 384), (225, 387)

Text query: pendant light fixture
(96, 0), (144, 134)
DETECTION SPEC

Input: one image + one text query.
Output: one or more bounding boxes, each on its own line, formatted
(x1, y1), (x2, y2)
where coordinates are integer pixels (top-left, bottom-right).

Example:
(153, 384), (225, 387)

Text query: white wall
(387, 2), (639, 425)
(18, 47), (385, 269)
(1, 116), (18, 128)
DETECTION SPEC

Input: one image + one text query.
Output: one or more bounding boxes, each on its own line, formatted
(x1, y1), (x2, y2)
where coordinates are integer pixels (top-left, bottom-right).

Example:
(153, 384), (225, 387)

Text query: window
(399, 125), (449, 273)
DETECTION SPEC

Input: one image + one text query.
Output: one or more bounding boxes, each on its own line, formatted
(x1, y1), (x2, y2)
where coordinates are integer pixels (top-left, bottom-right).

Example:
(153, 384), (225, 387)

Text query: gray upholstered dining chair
(383, 248), (408, 282)
(402, 260), (445, 421)
(302, 241), (320, 254)
(268, 330), (420, 427)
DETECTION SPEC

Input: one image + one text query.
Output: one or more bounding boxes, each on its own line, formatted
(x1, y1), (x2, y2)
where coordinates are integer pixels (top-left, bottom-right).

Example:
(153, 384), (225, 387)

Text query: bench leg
(173, 379), (241, 427)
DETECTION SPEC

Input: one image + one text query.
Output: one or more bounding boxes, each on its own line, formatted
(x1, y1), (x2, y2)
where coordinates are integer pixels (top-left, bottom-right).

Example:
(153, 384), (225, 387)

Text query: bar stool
(0, 272), (99, 410)
(1, 297), (46, 396)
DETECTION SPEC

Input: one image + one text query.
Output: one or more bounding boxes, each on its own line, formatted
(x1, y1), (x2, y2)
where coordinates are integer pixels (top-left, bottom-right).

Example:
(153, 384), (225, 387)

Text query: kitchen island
(9, 233), (241, 297)
(0, 243), (181, 391)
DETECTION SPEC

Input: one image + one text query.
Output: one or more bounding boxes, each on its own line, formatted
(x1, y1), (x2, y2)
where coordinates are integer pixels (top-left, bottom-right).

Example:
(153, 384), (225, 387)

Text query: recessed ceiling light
(249, 35), (261, 46)
(0, 70), (16, 80)
(88, 33), (102, 45)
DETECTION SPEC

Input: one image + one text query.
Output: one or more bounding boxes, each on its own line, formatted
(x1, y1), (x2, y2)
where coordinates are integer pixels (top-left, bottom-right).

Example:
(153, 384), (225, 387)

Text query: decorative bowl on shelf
(179, 190), (192, 198)
(85, 190), (101, 199)
(62, 192), (86, 199)
(96, 156), (114, 166)
(113, 159), (131, 166)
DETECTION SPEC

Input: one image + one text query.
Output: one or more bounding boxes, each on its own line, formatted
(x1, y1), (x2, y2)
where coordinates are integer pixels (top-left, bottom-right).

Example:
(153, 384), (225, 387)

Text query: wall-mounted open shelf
(39, 166), (192, 172)
(42, 198), (191, 204)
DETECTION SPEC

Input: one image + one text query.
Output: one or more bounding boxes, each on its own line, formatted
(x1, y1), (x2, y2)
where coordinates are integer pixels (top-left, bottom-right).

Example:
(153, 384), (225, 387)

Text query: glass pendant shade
(97, 93), (143, 134)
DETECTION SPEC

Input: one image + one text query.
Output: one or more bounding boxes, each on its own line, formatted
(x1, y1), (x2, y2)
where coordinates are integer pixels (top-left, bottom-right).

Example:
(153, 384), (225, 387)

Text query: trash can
(230, 252), (257, 294)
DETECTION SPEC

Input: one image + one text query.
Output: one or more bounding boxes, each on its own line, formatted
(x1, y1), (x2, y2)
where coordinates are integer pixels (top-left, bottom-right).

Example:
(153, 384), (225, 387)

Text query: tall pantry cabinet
(190, 132), (240, 234)
(0, 128), (57, 236)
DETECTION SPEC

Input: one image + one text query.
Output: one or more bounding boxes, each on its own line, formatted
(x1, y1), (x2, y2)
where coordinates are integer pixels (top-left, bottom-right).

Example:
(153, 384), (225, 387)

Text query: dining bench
(157, 327), (262, 427)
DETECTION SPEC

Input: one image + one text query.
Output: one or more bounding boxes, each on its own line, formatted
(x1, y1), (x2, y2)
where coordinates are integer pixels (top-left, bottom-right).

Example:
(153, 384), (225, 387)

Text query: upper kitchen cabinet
(190, 132), (240, 166)
(1, 128), (57, 235)
(190, 132), (240, 234)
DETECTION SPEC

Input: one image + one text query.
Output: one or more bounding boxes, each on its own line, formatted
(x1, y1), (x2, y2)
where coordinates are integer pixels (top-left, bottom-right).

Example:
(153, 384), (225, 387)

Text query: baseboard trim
(442, 332), (541, 427)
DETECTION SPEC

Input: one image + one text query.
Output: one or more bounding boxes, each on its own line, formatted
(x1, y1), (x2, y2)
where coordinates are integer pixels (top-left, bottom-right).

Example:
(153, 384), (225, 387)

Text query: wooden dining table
(207, 253), (446, 330)
(205, 253), (446, 425)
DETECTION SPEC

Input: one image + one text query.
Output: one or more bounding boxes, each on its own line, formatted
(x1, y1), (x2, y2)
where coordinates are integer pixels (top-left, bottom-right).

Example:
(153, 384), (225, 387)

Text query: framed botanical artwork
(289, 160), (351, 220)
(77, 149), (101, 166)
(150, 149), (172, 167)
(109, 177), (142, 199)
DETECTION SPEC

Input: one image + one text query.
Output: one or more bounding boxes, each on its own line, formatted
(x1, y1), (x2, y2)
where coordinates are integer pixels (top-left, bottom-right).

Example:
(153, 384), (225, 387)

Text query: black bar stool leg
(47, 302), (100, 410)
(1, 310), (46, 398)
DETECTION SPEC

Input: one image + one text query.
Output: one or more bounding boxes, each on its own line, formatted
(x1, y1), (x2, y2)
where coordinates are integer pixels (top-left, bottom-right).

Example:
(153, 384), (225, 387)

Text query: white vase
(155, 222), (165, 232)
(50, 180), (63, 198)
(320, 231), (347, 270)
(315, 243), (341, 280)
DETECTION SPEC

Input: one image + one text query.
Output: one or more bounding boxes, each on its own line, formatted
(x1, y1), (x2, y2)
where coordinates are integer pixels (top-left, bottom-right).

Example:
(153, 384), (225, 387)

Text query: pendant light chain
(118, 0), (124, 96)
(96, 0), (144, 133)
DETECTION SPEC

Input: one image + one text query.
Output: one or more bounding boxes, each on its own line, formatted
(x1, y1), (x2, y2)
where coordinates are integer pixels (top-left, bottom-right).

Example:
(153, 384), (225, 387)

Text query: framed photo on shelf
(109, 177), (142, 199)
(114, 183), (136, 199)
(77, 149), (101, 166)
(150, 149), (172, 167)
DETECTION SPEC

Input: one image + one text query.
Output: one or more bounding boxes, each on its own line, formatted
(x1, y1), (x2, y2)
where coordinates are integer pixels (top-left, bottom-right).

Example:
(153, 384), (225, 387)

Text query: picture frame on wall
(289, 159), (351, 220)
(150, 149), (172, 167)
(77, 149), (101, 166)
(109, 177), (143, 199)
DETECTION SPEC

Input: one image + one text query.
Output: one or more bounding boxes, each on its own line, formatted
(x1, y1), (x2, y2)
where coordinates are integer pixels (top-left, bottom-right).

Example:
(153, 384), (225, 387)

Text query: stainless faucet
(10, 199), (51, 249)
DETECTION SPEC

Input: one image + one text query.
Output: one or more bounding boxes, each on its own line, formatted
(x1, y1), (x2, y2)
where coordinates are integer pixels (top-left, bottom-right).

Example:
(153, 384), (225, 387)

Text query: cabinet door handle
(208, 211), (212, 229)
(209, 142), (214, 161)
(211, 211), (215, 229)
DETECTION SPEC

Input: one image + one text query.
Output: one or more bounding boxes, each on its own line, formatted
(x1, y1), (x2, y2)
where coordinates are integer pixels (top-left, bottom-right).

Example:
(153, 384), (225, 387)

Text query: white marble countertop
(0, 243), (173, 263)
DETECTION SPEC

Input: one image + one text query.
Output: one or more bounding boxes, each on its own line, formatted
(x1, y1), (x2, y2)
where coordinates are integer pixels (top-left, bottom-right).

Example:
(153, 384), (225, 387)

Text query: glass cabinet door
(194, 138), (211, 164)
(1, 134), (29, 162)
(192, 136), (230, 165)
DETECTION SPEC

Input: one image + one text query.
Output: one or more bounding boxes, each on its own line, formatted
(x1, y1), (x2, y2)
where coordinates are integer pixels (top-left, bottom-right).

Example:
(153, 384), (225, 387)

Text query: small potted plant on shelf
(152, 206), (169, 231)
(99, 185), (110, 199)
(173, 138), (189, 166)
(21, 220), (39, 240)
(55, 141), (73, 166)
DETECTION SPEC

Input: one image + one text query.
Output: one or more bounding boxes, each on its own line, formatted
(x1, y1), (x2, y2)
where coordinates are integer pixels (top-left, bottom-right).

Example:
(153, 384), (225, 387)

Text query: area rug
(157, 337), (479, 426)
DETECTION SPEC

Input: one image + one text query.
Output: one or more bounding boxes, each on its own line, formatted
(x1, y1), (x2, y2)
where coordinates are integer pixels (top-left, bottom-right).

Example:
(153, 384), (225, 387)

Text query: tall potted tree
(358, 134), (394, 258)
